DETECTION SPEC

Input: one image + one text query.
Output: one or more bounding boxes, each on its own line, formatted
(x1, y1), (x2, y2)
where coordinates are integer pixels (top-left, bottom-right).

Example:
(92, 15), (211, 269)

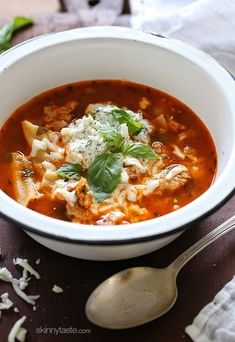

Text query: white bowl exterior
(0, 27), (234, 253)
(26, 230), (183, 261)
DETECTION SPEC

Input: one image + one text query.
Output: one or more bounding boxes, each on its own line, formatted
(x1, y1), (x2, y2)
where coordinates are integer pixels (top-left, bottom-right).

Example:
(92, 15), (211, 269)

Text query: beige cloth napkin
(130, 0), (235, 76)
(185, 277), (235, 342)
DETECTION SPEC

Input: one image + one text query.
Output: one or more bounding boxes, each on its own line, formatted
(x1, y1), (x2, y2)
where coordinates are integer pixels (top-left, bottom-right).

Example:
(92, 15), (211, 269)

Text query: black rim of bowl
(0, 187), (234, 245)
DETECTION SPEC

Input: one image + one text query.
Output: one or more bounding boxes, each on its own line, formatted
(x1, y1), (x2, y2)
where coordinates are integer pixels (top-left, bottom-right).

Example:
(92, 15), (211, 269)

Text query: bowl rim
(0, 190), (234, 245)
(0, 26), (235, 245)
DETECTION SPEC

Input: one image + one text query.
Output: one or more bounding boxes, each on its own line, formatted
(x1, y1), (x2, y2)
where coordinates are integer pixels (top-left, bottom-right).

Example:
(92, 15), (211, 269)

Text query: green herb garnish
(87, 153), (123, 203)
(87, 127), (159, 202)
(99, 126), (158, 160)
(57, 163), (83, 181)
(0, 16), (33, 53)
(99, 126), (124, 152)
(123, 143), (158, 160)
(111, 108), (144, 135)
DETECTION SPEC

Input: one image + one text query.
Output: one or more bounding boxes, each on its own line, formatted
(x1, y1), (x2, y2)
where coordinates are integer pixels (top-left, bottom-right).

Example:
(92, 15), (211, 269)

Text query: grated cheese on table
(52, 285), (64, 294)
(0, 252), (64, 339)
(13, 258), (40, 279)
(12, 279), (40, 305)
(35, 259), (41, 265)
(0, 267), (13, 282)
(0, 259), (40, 307)
(0, 293), (13, 311)
(8, 315), (27, 342)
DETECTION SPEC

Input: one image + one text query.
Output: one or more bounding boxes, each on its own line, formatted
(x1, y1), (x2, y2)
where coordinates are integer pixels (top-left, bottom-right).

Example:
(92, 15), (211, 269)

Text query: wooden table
(1, 2), (235, 341)
(1, 198), (234, 341)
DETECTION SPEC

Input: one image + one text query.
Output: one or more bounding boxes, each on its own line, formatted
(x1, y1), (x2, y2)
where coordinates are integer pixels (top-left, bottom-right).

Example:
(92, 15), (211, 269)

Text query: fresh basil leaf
(57, 163), (83, 180)
(10, 16), (33, 31)
(88, 153), (123, 203)
(123, 143), (159, 160)
(99, 126), (124, 152)
(0, 41), (10, 53)
(111, 108), (144, 135)
(0, 16), (33, 53)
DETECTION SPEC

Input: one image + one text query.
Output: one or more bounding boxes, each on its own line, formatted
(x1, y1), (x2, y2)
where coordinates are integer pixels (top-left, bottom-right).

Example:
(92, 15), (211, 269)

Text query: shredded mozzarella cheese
(30, 139), (47, 157)
(0, 293), (13, 310)
(12, 279), (40, 305)
(13, 258), (40, 279)
(0, 267), (13, 282)
(52, 285), (64, 293)
(165, 165), (188, 180)
(8, 316), (27, 342)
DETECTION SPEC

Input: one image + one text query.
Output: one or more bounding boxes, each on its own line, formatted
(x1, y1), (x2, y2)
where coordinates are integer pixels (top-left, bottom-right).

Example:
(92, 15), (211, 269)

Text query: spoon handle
(170, 214), (235, 274)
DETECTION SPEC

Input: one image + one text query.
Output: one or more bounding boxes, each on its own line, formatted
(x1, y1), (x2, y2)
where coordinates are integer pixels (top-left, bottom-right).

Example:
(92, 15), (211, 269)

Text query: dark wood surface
(1, 195), (234, 341)
(1, 1), (235, 340)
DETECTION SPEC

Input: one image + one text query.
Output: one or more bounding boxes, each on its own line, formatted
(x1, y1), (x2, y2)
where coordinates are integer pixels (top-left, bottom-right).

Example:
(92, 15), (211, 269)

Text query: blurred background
(0, 0), (234, 73)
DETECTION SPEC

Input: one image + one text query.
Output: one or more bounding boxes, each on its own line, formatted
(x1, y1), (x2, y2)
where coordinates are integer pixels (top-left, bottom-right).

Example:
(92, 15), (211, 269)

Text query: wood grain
(1, 195), (234, 341)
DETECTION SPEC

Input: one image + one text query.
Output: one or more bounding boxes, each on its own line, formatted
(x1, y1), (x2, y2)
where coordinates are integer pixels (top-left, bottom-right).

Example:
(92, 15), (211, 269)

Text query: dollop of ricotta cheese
(61, 104), (152, 169)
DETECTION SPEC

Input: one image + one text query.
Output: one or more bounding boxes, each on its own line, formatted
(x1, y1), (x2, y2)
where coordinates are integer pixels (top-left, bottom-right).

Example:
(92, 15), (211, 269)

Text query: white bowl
(0, 27), (234, 260)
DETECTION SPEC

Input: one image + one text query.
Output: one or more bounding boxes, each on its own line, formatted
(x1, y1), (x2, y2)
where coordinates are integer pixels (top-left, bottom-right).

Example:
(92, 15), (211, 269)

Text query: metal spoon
(85, 215), (235, 329)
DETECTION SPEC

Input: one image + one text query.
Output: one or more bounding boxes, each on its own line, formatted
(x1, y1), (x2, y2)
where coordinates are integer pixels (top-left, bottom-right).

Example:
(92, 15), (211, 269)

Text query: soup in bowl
(0, 80), (216, 225)
(0, 27), (234, 260)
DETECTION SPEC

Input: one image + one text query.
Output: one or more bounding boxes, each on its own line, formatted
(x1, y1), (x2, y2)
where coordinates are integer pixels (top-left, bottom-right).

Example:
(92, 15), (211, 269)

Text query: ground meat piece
(144, 164), (191, 195)
(43, 101), (78, 131)
(162, 171), (191, 191)
(123, 157), (146, 179)
(168, 117), (186, 133)
(75, 177), (92, 209)
(67, 204), (95, 224)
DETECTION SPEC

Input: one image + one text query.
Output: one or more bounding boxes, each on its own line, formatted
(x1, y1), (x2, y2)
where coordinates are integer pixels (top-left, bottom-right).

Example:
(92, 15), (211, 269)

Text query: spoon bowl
(86, 266), (177, 329)
(85, 216), (235, 329)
